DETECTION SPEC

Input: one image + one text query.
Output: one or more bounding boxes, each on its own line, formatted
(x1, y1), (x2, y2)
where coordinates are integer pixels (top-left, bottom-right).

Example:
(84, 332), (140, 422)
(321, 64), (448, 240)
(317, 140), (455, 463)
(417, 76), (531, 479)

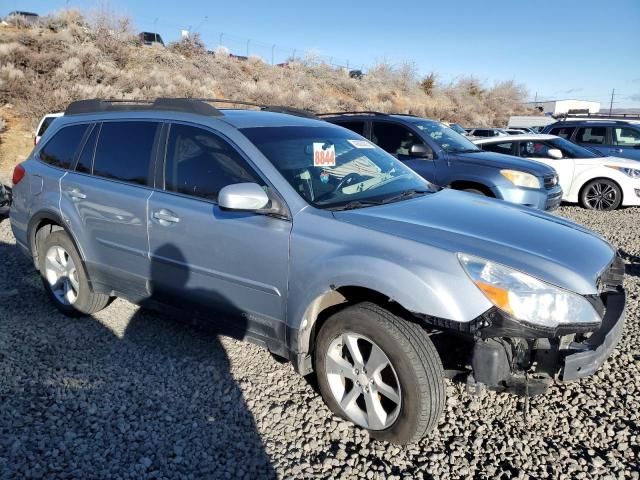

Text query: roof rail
(65, 98), (224, 117)
(317, 111), (389, 117)
(64, 97), (319, 119)
(564, 112), (640, 121)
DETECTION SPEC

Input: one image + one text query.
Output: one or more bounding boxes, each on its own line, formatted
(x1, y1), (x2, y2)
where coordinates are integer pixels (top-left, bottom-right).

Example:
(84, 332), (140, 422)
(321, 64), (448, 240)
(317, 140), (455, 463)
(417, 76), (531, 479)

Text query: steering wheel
(335, 172), (367, 191)
(315, 172), (369, 202)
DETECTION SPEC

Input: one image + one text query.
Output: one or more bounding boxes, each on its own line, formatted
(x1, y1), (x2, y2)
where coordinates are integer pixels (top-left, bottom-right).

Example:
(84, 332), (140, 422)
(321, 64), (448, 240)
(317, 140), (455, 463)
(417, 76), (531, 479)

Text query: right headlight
(458, 253), (601, 329)
(500, 169), (541, 189)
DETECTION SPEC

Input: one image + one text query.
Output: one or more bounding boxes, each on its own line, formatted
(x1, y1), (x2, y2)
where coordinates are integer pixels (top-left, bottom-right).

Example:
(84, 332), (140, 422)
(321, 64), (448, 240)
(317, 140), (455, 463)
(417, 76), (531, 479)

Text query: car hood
(575, 155), (640, 168)
(333, 189), (615, 295)
(451, 150), (555, 176)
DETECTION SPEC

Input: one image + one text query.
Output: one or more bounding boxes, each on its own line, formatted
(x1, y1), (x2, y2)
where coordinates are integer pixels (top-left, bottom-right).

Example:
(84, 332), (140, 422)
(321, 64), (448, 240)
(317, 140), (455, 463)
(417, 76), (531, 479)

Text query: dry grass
(0, 10), (537, 130)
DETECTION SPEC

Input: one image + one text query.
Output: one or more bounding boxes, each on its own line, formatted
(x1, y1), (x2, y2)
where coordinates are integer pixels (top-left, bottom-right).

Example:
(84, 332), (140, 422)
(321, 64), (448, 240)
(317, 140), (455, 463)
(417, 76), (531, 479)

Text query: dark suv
(543, 120), (640, 161)
(323, 112), (562, 210)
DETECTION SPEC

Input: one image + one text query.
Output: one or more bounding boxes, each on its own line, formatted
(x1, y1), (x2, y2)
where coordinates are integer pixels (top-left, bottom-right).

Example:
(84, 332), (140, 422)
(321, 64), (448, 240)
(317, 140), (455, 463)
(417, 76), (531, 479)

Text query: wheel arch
(290, 285), (428, 375)
(449, 180), (495, 197)
(27, 210), (87, 273)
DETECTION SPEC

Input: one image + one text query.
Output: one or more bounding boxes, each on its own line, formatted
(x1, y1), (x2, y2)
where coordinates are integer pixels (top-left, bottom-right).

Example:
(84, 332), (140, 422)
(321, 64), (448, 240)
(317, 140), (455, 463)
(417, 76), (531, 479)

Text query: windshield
(548, 137), (600, 158)
(412, 121), (481, 153)
(241, 126), (435, 209)
(448, 123), (466, 135)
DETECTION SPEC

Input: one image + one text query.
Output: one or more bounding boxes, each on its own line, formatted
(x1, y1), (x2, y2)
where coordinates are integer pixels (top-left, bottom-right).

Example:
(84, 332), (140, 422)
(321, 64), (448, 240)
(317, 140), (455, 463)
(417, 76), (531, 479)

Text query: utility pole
(271, 44), (276, 65)
(609, 88), (615, 115)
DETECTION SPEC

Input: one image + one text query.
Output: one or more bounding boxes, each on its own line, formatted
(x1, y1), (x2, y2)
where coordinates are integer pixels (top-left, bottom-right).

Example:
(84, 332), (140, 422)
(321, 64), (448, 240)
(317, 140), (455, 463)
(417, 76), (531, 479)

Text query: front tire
(315, 302), (445, 444)
(580, 179), (622, 211)
(39, 230), (109, 316)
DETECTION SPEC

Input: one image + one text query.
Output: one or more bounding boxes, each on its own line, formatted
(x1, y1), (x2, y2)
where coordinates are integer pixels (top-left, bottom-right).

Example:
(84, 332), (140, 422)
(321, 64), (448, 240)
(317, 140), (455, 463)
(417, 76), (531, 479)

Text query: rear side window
(164, 123), (263, 201)
(482, 142), (513, 155)
(549, 126), (575, 139)
(575, 127), (606, 145)
(39, 124), (88, 169)
(334, 121), (366, 136)
(93, 122), (158, 185)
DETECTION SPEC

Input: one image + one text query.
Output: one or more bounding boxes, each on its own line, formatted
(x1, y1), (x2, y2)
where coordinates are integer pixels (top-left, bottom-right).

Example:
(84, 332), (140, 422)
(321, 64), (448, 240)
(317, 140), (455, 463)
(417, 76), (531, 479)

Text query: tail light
(12, 164), (26, 185)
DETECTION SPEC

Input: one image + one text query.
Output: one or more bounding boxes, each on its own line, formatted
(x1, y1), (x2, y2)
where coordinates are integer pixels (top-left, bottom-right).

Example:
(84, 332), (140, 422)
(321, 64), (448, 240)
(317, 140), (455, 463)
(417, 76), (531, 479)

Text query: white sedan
(474, 134), (640, 211)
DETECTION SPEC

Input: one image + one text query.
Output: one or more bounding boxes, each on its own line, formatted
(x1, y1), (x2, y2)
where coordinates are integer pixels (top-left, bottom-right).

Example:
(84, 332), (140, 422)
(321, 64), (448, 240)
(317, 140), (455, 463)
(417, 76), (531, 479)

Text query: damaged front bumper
(467, 287), (626, 396)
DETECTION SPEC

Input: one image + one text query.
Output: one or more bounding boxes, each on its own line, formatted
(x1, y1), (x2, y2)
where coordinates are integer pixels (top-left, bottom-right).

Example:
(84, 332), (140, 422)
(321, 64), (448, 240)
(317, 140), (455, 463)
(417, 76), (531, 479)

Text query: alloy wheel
(325, 332), (401, 430)
(585, 182), (618, 210)
(44, 245), (79, 305)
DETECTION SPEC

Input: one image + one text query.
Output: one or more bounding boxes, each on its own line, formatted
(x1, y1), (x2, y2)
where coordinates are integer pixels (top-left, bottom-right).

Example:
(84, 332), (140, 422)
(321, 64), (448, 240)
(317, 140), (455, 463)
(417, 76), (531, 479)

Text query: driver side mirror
(547, 148), (563, 159)
(409, 144), (432, 159)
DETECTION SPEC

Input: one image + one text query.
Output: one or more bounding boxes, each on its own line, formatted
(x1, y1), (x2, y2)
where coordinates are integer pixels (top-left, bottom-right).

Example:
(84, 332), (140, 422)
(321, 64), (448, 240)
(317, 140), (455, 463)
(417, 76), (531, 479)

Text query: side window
(613, 127), (640, 146)
(335, 121), (366, 136)
(549, 126), (575, 139)
(482, 142), (513, 155)
(93, 121), (158, 185)
(519, 141), (552, 158)
(575, 127), (606, 145)
(371, 122), (425, 156)
(39, 124), (88, 169)
(164, 123), (264, 201)
(76, 124), (98, 174)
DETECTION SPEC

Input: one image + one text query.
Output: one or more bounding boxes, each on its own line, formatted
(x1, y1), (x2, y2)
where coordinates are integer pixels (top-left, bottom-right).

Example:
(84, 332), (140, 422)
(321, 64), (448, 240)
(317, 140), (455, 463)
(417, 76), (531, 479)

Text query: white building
(529, 99), (601, 116)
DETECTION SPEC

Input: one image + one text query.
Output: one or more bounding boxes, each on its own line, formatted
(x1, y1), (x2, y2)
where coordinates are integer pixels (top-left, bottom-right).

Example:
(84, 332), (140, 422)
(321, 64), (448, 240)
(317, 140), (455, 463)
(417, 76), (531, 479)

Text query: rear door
(60, 120), (160, 300)
(370, 121), (439, 184)
(611, 125), (640, 160)
(147, 121), (291, 343)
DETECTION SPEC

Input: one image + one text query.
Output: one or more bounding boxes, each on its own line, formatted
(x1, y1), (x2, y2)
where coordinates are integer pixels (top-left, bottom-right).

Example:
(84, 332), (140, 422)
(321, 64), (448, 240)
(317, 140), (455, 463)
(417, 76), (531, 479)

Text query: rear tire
(315, 302), (445, 444)
(39, 230), (109, 316)
(580, 179), (622, 211)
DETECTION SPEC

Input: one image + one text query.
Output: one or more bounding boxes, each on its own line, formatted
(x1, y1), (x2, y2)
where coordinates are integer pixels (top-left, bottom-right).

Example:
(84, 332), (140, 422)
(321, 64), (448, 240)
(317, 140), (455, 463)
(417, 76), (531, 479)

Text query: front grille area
(543, 174), (558, 189)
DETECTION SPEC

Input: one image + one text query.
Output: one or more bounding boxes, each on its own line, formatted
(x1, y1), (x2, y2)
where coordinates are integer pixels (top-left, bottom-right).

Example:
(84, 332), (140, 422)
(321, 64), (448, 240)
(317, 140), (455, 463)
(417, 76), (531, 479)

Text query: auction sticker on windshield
(348, 139), (375, 149)
(313, 143), (336, 167)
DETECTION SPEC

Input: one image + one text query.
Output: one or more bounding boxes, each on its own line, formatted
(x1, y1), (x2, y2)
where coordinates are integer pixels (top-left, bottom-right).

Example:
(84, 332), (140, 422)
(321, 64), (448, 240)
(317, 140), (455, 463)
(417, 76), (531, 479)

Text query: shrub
(0, 10), (538, 128)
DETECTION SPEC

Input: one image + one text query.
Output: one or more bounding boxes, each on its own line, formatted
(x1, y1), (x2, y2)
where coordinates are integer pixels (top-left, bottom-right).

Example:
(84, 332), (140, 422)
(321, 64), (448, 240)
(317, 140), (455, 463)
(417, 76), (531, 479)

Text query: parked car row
(3, 98), (627, 444)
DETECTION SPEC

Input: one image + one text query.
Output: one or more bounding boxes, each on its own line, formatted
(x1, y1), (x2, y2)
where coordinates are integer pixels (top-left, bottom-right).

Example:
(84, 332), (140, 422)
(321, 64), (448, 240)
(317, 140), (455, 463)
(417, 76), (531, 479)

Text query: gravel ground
(0, 206), (638, 479)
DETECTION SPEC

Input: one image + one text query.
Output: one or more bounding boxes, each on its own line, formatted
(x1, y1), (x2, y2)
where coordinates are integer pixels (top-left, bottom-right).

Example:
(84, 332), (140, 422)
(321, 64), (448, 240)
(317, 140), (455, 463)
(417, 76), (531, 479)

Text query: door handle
(153, 209), (180, 224)
(67, 188), (86, 200)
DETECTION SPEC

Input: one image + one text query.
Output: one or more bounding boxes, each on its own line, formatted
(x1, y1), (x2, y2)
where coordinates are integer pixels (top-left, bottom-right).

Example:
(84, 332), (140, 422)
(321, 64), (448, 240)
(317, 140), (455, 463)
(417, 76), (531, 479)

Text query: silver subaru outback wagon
(9, 99), (626, 444)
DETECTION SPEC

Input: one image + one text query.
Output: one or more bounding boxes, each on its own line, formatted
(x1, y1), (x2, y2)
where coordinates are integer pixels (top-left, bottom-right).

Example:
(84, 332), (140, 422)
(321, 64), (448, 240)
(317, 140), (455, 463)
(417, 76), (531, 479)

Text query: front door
(611, 126), (640, 161)
(147, 122), (291, 343)
(370, 121), (440, 184)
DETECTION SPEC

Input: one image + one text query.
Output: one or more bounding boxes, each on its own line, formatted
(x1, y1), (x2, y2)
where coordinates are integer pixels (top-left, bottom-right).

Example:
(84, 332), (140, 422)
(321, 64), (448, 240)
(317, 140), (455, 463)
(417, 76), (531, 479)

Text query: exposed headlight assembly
(607, 166), (640, 178)
(500, 169), (541, 188)
(458, 253), (601, 329)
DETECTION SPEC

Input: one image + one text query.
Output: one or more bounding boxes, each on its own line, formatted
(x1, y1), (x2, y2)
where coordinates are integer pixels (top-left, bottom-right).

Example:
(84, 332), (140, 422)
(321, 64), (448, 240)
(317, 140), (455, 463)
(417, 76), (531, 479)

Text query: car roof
(474, 134), (557, 144)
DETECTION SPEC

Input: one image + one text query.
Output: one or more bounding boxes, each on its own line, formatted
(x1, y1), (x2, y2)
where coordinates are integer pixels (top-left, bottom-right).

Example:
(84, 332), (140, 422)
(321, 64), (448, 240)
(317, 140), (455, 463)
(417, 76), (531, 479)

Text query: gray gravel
(1, 206), (639, 479)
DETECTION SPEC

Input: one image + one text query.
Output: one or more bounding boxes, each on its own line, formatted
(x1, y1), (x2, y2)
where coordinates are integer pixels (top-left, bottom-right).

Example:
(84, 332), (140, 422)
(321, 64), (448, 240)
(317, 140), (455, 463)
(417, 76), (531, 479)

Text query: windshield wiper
(451, 148), (480, 153)
(327, 200), (383, 211)
(380, 189), (430, 204)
